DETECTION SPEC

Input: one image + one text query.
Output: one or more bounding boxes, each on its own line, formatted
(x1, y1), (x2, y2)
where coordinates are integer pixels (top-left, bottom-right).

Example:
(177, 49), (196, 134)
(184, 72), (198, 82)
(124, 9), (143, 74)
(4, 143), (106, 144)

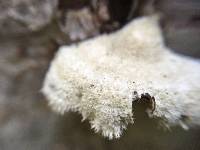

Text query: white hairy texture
(42, 16), (200, 139)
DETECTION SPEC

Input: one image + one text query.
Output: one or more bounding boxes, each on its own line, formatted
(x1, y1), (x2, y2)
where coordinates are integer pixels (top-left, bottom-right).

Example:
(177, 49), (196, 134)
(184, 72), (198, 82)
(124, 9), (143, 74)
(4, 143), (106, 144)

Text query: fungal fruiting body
(42, 16), (200, 139)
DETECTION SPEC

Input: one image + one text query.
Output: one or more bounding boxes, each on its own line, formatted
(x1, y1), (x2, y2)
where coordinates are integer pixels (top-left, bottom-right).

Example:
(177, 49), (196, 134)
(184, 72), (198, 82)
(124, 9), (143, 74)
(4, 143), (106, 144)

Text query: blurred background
(0, 0), (200, 150)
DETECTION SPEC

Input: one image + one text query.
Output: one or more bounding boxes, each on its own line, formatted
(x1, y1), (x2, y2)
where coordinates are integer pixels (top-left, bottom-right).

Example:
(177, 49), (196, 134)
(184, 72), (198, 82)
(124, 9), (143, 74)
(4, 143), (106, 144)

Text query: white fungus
(42, 16), (200, 139)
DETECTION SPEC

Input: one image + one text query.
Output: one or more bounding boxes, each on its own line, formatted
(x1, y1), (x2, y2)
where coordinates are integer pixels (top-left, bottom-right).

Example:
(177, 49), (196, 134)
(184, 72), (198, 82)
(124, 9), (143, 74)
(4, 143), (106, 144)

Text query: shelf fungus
(42, 16), (200, 139)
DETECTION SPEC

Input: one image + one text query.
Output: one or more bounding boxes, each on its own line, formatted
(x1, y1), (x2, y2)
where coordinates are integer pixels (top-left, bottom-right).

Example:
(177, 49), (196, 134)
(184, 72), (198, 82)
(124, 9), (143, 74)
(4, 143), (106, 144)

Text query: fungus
(42, 16), (200, 139)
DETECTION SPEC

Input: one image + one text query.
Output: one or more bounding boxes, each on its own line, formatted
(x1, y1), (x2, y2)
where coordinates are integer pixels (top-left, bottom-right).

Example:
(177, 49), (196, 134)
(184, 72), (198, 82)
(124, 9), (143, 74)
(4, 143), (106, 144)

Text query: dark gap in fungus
(132, 92), (156, 118)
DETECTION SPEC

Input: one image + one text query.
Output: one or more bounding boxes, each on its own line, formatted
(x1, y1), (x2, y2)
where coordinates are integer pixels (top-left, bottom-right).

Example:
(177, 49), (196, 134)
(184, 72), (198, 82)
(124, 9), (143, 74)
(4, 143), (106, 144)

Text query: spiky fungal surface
(43, 16), (200, 139)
